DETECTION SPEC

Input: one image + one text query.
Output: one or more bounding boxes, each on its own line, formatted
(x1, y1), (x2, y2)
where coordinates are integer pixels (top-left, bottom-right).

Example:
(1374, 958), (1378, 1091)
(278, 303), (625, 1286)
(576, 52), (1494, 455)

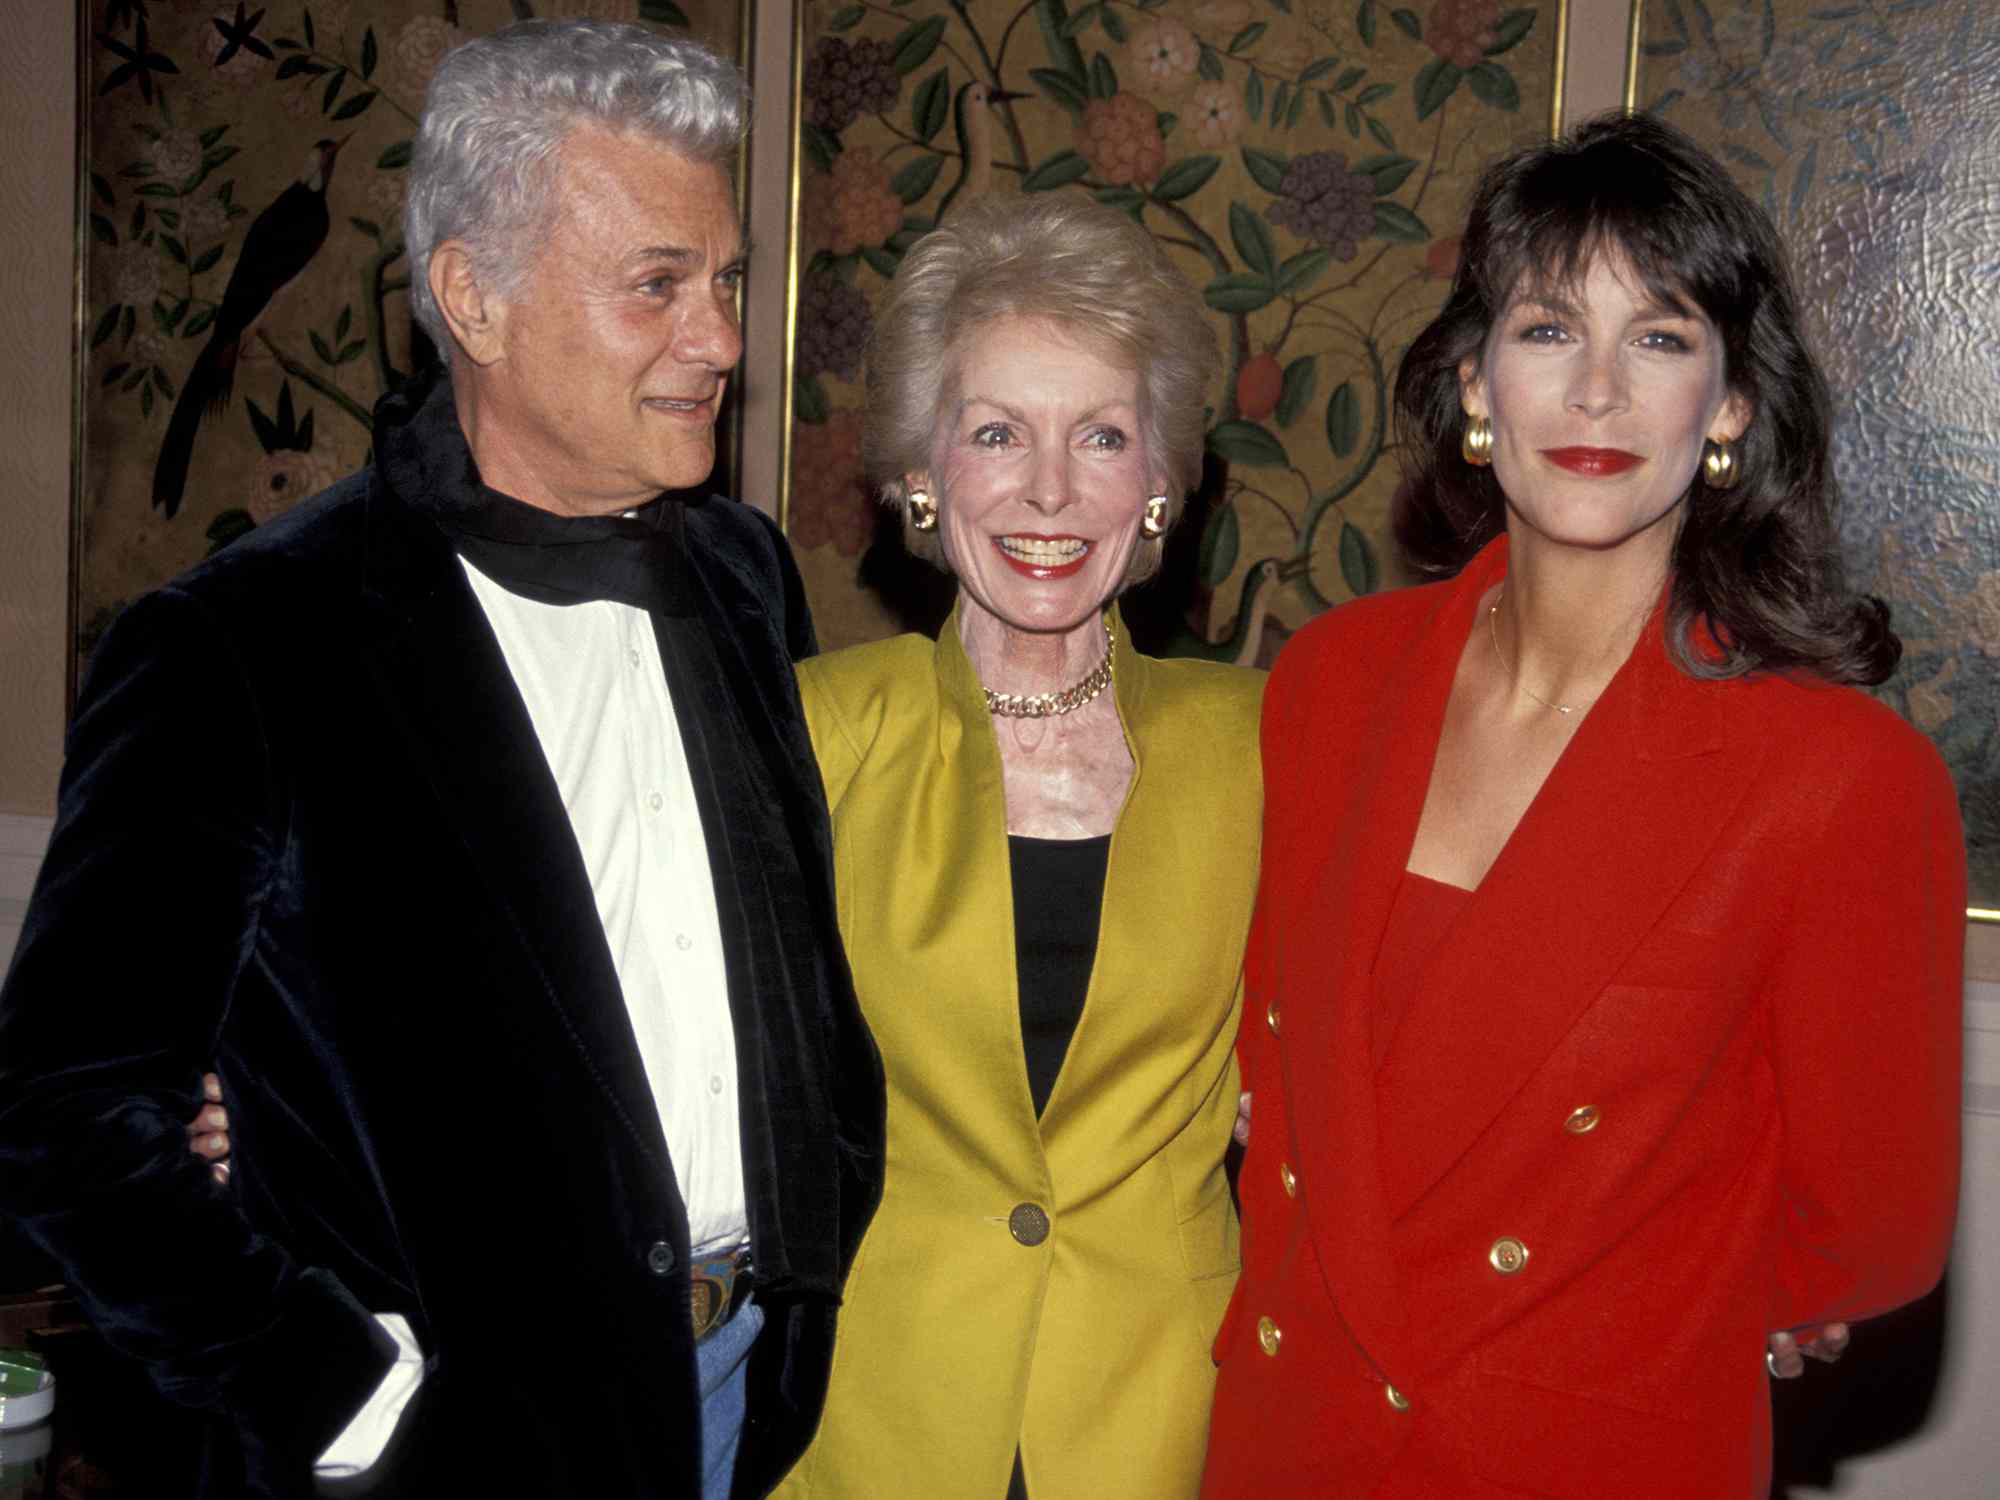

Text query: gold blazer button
(1488, 1236), (1529, 1275)
(1384, 1382), (1411, 1412)
(1256, 1316), (1282, 1357)
(1008, 1202), (1051, 1246)
(1564, 1105), (1602, 1134)
(1266, 999), (1281, 1035)
(1279, 1162), (1298, 1197)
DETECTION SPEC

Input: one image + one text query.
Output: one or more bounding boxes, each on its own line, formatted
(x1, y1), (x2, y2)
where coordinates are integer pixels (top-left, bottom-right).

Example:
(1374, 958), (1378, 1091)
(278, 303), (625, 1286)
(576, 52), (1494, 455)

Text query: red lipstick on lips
(1542, 446), (1642, 476)
(994, 534), (1091, 580)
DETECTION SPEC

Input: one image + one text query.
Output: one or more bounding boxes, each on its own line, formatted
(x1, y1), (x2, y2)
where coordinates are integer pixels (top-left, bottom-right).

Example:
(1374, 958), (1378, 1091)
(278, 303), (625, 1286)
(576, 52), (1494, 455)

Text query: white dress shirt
(318, 560), (744, 1474)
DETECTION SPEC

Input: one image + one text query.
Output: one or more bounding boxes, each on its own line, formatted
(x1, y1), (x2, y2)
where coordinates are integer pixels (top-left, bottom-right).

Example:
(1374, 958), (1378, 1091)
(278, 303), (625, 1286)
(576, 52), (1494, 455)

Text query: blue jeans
(696, 1295), (764, 1500)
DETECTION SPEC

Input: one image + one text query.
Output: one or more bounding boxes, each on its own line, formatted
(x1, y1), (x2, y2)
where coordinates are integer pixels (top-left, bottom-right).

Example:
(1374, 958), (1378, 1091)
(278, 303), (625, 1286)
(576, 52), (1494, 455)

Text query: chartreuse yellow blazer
(774, 606), (1263, 1500)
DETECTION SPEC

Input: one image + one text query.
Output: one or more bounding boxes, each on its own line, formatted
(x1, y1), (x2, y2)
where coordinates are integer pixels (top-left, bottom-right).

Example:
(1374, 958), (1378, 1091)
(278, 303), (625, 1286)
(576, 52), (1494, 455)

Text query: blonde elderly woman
(774, 194), (1261, 1499)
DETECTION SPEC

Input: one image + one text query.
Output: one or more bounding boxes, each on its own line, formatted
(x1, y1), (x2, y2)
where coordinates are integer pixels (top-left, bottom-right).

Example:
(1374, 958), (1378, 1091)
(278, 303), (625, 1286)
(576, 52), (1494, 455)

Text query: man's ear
(430, 242), (505, 367)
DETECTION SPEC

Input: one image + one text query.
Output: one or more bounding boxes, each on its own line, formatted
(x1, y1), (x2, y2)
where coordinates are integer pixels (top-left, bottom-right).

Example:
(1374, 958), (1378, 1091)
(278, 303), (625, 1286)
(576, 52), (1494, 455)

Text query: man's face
(468, 128), (744, 516)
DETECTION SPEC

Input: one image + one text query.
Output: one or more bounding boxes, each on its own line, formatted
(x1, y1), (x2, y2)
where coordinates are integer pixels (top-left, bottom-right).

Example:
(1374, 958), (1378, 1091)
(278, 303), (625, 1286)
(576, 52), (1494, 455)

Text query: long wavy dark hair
(1393, 112), (1897, 685)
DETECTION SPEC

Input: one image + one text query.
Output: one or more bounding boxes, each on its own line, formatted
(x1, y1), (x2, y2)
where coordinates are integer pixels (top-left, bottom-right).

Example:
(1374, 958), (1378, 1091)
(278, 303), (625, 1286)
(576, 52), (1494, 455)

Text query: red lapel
(1275, 558), (1469, 1367)
(1371, 562), (1755, 1227)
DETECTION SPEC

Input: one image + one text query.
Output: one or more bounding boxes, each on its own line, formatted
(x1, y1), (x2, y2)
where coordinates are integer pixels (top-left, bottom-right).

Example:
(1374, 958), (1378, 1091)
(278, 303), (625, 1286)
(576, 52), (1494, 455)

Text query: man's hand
(186, 1072), (230, 1183)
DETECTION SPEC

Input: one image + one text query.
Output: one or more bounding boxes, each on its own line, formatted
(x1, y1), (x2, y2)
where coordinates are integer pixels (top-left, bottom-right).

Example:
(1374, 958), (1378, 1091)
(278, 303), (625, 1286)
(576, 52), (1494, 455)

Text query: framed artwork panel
(70, 0), (745, 694)
(777, 0), (1565, 657)
(1637, 0), (2000, 909)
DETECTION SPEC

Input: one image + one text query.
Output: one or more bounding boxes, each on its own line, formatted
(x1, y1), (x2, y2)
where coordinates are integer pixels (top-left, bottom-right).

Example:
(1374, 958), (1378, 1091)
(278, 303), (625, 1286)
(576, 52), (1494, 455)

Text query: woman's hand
(1766, 1324), (1850, 1379)
(186, 1072), (231, 1183)
(1234, 1091), (1252, 1146)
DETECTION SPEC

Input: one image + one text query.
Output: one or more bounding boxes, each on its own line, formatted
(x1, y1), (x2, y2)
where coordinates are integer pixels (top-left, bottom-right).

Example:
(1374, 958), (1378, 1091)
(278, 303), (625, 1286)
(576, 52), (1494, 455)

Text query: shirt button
(1256, 1316), (1282, 1357)
(1279, 1162), (1298, 1197)
(645, 1241), (677, 1276)
(1564, 1104), (1602, 1134)
(676, 932), (693, 951)
(1384, 1382), (1411, 1412)
(1489, 1236), (1530, 1275)
(648, 791), (664, 812)
(708, 1074), (724, 1096)
(1007, 1203), (1050, 1246)
(627, 646), (642, 668)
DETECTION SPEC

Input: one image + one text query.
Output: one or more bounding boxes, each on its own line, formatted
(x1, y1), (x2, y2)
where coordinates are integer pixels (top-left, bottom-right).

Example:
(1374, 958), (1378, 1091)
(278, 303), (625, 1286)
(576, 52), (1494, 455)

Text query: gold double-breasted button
(1256, 1316), (1282, 1356)
(1488, 1236), (1529, 1275)
(1384, 1382), (1411, 1412)
(1564, 1105), (1602, 1134)
(1266, 999), (1281, 1036)
(1008, 1203), (1051, 1246)
(1279, 1162), (1298, 1197)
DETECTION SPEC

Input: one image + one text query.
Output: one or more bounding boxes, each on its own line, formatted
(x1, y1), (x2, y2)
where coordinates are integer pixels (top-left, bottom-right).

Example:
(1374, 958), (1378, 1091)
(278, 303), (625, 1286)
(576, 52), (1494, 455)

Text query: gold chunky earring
(1461, 415), (1493, 467)
(1140, 494), (1169, 539)
(907, 488), (937, 531)
(1701, 438), (1741, 490)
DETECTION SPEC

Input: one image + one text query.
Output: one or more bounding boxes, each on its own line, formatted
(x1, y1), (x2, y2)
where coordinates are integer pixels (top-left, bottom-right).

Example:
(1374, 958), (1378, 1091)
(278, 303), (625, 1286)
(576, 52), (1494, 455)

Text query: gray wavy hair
(405, 19), (747, 350)
(865, 193), (1219, 584)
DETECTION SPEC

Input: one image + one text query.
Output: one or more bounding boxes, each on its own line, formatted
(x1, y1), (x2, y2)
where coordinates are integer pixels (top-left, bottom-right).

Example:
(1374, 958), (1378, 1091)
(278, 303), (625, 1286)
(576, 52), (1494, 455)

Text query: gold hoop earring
(907, 489), (937, 532)
(1701, 438), (1741, 490)
(1461, 415), (1493, 467)
(1140, 494), (1169, 539)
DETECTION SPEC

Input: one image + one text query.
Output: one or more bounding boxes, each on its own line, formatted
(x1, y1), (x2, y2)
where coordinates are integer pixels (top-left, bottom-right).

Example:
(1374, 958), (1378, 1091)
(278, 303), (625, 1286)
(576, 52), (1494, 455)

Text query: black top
(1008, 834), (1113, 1118)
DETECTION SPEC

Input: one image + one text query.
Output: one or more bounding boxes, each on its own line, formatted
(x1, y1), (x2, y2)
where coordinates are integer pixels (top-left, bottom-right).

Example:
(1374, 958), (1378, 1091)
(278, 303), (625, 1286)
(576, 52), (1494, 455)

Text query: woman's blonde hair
(864, 192), (1218, 583)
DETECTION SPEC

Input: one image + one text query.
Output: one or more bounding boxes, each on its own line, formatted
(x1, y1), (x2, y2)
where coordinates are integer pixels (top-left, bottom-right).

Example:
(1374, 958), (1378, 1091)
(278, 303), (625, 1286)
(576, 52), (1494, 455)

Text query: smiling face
(459, 128), (745, 516)
(918, 315), (1158, 637)
(1460, 249), (1751, 560)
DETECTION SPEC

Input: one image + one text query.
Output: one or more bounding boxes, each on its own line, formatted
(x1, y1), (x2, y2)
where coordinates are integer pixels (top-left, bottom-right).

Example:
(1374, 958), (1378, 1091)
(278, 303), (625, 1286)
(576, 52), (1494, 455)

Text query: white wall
(0, 814), (52, 976)
(1831, 982), (2000, 1498)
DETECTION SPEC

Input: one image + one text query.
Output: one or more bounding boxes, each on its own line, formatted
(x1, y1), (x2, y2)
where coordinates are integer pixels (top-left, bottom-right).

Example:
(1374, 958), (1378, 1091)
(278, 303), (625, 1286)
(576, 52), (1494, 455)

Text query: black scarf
(372, 367), (694, 616)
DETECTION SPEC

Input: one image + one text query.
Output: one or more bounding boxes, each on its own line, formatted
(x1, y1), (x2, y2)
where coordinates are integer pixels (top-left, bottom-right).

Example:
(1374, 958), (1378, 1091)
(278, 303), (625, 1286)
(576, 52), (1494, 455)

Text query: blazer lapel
(1373, 586), (1755, 1228)
(679, 505), (836, 893)
(930, 607), (1045, 1134)
(356, 482), (675, 1174)
(1288, 565), (1473, 1367)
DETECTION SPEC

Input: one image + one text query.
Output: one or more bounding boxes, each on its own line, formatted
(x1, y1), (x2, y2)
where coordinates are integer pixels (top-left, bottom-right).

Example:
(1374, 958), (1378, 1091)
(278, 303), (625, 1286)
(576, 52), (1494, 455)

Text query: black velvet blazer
(0, 447), (884, 1497)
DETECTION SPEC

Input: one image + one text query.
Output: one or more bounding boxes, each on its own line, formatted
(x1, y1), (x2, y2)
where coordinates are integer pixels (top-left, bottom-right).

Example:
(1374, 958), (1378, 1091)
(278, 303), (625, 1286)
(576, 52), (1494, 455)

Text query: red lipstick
(993, 534), (1091, 580)
(1542, 446), (1642, 476)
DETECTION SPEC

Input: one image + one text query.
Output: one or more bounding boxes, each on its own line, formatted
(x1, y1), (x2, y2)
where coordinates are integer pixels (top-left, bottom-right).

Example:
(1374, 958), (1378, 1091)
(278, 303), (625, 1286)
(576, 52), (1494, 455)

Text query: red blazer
(1202, 540), (1964, 1500)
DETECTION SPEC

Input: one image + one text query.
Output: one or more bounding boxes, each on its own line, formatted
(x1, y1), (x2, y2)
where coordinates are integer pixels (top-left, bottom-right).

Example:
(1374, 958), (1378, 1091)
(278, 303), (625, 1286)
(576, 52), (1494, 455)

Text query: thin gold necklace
(984, 619), (1114, 719)
(1487, 586), (1596, 717)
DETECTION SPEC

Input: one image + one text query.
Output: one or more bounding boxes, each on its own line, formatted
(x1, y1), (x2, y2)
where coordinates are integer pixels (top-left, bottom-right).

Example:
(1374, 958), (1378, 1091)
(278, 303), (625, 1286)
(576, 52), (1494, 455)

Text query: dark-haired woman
(1202, 112), (1964, 1499)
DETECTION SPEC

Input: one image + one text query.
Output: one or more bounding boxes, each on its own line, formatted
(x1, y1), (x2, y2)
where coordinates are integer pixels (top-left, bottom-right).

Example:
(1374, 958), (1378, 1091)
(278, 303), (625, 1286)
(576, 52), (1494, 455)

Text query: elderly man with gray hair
(0, 20), (882, 1499)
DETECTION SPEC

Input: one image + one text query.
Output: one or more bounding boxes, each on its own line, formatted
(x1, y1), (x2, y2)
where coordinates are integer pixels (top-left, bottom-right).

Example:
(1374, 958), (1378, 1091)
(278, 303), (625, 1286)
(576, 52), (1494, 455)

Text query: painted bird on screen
(935, 81), (1025, 222)
(152, 136), (346, 518)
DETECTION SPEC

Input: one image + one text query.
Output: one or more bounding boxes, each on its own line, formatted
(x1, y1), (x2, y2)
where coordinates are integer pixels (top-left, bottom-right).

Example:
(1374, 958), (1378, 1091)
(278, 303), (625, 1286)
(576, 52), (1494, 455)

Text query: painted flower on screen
(789, 409), (874, 558)
(1124, 19), (1200, 97)
(1267, 151), (1377, 261)
(1426, 0), (1502, 67)
(1078, 94), (1166, 187)
(806, 149), (903, 257)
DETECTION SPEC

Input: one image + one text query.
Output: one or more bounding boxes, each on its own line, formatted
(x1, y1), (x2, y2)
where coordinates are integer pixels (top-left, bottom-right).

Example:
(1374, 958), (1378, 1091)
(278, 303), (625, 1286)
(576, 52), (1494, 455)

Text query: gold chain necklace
(984, 619), (1115, 719)
(1487, 586), (1596, 717)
